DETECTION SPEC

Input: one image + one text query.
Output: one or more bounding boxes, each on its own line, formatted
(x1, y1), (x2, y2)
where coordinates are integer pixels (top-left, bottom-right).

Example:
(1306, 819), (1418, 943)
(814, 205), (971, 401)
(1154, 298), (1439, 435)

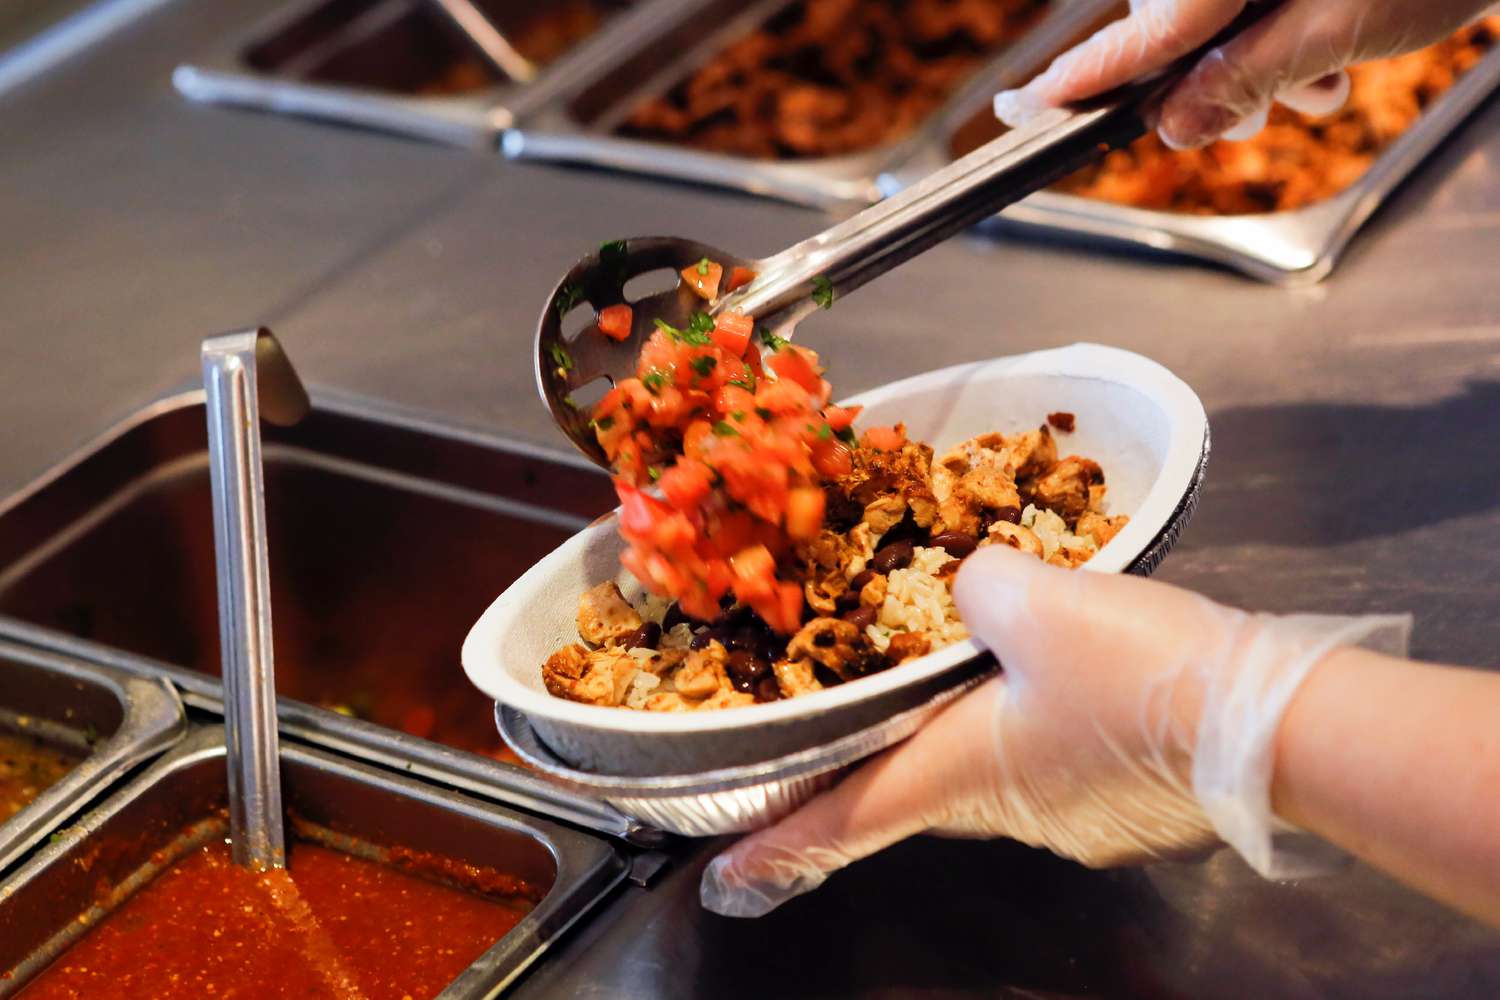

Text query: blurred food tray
(173, 0), (1500, 282)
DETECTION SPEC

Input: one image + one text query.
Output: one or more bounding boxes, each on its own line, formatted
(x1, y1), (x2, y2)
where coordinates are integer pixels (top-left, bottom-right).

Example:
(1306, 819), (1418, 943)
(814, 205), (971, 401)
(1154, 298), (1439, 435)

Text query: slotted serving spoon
(536, 10), (1271, 467)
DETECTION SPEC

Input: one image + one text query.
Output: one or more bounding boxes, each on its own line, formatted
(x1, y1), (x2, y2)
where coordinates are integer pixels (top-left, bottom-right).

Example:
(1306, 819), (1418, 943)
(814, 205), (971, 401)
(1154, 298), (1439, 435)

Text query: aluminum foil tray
(497, 670), (997, 837)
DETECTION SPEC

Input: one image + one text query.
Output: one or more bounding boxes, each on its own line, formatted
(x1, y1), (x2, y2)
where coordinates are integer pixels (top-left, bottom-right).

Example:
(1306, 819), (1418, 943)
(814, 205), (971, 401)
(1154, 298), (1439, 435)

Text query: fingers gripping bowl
(463, 344), (1208, 783)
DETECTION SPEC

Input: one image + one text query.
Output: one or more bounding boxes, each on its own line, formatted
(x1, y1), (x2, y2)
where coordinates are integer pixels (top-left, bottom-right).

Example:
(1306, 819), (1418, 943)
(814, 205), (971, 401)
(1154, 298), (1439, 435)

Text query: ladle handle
(203, 328), (309, 871)
(728, 6), (1275, 328)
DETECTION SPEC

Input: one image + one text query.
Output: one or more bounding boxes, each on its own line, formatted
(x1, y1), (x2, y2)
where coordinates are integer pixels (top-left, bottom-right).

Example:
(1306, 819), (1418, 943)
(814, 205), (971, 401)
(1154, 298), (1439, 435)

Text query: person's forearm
(1272, 648), (1500, 925)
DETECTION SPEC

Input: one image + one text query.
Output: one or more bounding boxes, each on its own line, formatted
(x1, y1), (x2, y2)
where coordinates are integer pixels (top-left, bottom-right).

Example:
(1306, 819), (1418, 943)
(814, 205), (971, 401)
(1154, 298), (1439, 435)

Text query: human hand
(701, 546), (1408, 917)
(993, 0), (1497, 149)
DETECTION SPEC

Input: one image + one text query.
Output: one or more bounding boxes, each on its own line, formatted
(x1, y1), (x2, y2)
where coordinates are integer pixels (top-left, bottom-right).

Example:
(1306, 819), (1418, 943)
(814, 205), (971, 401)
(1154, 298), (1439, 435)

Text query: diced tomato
(712, 383), (757, 419)
(861, 425), (906, 452)
(724, 266), (758, 293)
(767, 345), (823, 395)
(682, 259), (723, 300)
(822, 405), (861, 432)
(785, 487), (824, 541)
(810, 439), (852, 479)
(682, 419), (716, 461)
(658, 461), (712, 510)
(711, 310), (754, 357)
(598, 304), (633, 342)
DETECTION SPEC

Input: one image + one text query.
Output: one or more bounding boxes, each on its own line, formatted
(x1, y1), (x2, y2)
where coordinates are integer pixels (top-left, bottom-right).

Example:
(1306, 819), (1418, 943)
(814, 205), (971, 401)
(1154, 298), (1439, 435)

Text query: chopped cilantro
(811, 276), (834, 310)
(758, 328), (789, 352)
(712, 420), (739, 437)
(696, 257), (711, 276)
(641, 370), (669, 393)
(690, 355), (717, 377)
(654, 318), (682, 339)
(647, 466), (662, 482)
(730, 410), (746, 422)
(755, 407), (773, 420)
(547, 344), (573, 372)
(728, 376), (756, 391)
(592, 415), (615, 431)
(555, 283), (584, 315)
(817, 422), (833, 440)
(688, 312), (716, 336)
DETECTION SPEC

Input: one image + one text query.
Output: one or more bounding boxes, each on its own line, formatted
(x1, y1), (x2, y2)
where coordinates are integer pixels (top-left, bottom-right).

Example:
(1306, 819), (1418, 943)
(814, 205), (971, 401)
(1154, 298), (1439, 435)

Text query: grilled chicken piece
(576, 581), (643, 646)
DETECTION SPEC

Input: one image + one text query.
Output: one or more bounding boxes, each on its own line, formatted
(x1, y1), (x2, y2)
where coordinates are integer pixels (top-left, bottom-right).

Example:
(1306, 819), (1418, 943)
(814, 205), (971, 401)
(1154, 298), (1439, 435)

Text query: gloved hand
(701, 545), (1410, 918)
(993, 0), (1499, 148)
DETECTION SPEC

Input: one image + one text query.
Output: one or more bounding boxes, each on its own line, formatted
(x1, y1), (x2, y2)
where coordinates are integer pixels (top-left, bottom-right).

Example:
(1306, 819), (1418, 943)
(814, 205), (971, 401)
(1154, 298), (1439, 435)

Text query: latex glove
(701, 546), (1409, 918)
(993, 0), (1499, 148)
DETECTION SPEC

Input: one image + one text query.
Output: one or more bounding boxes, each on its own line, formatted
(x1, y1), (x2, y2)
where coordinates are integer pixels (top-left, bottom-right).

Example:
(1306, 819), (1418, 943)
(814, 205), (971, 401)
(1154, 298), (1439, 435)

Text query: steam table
(2, 0), (1499, 994)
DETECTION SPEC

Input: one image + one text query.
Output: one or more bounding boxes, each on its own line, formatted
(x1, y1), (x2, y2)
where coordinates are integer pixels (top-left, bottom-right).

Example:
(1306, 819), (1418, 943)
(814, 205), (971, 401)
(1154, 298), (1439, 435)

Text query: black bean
(726, 651), (769, 692)
(841, 606), (877, 630)
(624, 621), (661, 650)
(930, 531), (978, 559)
(849, 570), (875, 593)
(662, 603), (689, 631)
(728, 626), (765, 653)
(690, 627), (725, 651)
(754, 675), (782, 703)
(834, 589), (861, 613)
(995, 505), (1022, 525)
(870, 539), (914, 574)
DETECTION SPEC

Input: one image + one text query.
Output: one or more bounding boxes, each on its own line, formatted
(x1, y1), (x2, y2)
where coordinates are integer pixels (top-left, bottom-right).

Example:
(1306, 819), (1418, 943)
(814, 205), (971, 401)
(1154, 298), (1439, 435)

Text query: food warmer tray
(0, 390), (664, 848)
(0, 727), (628, 997)
(173, 0), (1500, 284)
(172, 0), (697, 149)
(939, 31), (1500, 285)
(0, 640), (184, 875)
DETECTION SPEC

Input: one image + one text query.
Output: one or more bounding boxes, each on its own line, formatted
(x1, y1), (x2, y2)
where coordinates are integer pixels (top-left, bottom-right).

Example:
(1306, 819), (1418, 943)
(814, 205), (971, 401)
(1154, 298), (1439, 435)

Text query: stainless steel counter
(2, 0), (1499, 995)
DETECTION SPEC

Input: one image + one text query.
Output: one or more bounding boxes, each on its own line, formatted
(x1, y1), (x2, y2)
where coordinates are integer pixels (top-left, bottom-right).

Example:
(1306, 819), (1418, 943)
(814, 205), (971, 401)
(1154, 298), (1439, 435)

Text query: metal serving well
(506, 0), (1500, 285)
(927, 29), (1500, 285)
(0, 727), (628, 997)
(0, 640), (183, 875)
(172, 0), (692, 148)
(0, 391), (664, 845)
(175, 0), (1498, 283)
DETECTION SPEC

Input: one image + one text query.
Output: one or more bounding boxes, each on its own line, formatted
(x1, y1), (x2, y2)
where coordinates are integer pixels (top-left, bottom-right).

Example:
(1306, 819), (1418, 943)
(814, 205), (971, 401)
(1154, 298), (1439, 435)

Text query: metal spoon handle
(727, 5), (1275, 328)
(729, 100), (1150, 327)
(203, 328), (310, 871)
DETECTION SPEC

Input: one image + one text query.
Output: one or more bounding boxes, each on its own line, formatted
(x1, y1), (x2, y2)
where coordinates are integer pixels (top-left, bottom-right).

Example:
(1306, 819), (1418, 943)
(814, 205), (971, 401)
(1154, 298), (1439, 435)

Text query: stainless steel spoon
(536, 9), (1271, 469)
(202, 327), (310, 871)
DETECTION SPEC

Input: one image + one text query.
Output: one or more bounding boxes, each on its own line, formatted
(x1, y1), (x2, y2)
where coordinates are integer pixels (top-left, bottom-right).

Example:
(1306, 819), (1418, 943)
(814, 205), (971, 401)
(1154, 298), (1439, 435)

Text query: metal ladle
(535, 7), (1272, 468)
(202, 327), (311, 870)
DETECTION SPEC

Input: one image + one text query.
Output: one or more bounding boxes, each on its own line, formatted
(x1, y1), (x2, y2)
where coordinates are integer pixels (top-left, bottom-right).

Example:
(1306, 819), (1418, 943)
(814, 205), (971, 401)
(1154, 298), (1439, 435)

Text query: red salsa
(19, 840), (539, 999)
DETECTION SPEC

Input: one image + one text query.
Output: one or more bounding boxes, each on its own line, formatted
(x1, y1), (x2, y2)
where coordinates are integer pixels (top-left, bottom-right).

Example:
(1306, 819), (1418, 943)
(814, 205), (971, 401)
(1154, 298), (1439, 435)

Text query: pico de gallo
(589, 257), (900, 633)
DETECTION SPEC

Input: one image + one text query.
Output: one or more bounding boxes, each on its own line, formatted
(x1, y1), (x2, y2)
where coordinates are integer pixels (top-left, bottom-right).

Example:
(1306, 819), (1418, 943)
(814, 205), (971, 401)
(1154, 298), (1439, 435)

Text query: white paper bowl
(463, 344), (1209, 776)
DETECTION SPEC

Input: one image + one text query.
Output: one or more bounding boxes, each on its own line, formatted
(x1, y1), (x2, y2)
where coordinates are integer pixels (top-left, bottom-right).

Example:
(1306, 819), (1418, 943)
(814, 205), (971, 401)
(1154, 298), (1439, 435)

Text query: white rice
(623, 670), (661, 709)
(1021, 504), (1097, 562)
(868, 546), (968, 652)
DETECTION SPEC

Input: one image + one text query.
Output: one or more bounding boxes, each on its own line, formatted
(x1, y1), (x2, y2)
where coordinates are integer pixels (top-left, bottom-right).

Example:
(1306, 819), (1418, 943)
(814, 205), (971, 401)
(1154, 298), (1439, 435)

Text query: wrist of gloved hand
(700, 546), (1411, 918)
(1192, 610), (1411, 878)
